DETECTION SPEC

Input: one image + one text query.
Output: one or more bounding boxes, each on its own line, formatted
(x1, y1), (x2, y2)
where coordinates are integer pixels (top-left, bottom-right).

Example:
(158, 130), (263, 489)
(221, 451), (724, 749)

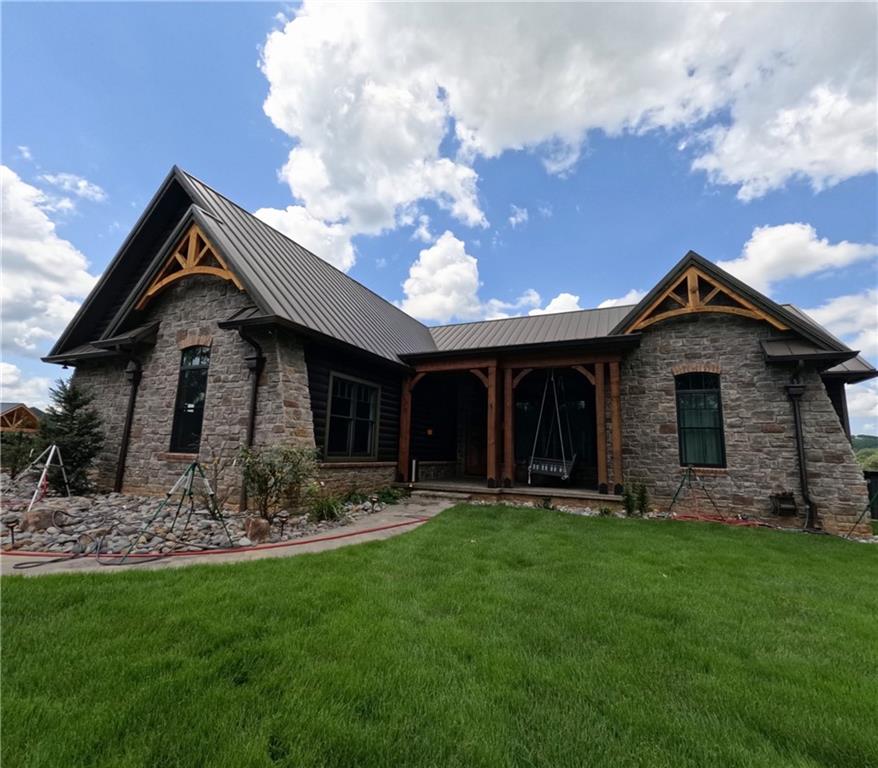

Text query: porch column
(503, 367), (514, 487)
(397, 376), (413, 482)
(595, 362), (608, 493)
(487, 364), (498, 487)
(609, 360), (623, 494)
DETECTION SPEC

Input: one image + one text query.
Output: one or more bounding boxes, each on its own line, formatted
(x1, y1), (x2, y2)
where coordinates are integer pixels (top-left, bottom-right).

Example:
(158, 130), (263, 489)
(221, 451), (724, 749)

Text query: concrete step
(408, 489), (474, 502)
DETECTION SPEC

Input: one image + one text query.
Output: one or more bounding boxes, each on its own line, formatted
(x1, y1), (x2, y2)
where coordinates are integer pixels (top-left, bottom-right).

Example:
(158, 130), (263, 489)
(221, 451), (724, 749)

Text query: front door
(463, 379), (487, 476)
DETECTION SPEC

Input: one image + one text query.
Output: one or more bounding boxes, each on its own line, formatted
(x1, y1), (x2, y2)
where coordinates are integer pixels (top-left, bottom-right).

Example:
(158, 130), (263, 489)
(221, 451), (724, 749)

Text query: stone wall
(317, 462), (397, 496)
(620, 313), (870, 535)
(73, 278), (314, 501)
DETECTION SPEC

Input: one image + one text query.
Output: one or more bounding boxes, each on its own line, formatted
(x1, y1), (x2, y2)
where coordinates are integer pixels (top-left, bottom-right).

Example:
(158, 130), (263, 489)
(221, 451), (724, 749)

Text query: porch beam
(412, 356), (499, 374)
(503, 367), (514, 487)
(609, 361), (623, 494)
(487, 364), (498, 487)
(512, 368), (533, 389)
(397, 376), (413, 482)
(469, 368), (489, 387)
(410, 371), (427, 389)
(572, 364), (595, 385)
(503, 352), (621, 370)
(595, 362), (608, 493)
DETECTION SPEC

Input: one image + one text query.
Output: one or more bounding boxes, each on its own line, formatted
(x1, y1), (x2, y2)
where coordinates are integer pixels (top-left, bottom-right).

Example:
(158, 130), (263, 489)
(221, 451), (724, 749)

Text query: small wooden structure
(0, 403), (43, 434)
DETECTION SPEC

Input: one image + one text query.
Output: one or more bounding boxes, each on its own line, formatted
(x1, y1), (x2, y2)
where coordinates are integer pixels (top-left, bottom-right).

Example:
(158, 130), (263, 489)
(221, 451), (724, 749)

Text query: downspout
(785, 362), (816, 529)
(237, 329), (265, 511)
(114, 358), (142, 493)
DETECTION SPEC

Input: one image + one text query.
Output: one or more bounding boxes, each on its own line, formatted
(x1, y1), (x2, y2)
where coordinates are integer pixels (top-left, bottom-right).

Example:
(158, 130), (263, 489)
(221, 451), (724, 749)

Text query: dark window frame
(674, 372), (726, 468)
(324, 372), (381, 460)
(169, 345), (211, 454)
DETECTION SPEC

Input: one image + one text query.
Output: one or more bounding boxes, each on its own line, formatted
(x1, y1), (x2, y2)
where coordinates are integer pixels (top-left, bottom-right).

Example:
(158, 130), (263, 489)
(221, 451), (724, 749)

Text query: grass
(2, 505), (877, 768)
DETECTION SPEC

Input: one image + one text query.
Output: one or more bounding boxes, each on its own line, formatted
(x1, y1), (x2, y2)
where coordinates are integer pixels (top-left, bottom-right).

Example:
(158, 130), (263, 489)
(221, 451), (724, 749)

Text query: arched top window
(675, 372), (725, 468)
(170, 345), (211, 453)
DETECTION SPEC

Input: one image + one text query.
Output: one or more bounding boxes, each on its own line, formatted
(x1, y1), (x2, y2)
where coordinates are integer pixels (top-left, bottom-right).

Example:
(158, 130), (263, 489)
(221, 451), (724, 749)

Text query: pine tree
(39, 379), (104, 494)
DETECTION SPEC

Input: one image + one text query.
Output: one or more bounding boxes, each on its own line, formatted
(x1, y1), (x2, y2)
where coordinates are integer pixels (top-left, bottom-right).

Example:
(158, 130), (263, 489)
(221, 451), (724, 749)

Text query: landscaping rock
(244, 516), (271, 543)
(20, 506), (56, 532)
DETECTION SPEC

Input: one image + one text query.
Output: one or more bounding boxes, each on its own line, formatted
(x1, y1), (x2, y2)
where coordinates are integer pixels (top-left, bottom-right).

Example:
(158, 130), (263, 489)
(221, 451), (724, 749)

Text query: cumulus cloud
(260, 3), (876, 256)
(254, 204), (355, 271)
(717, 223), (878, 295)
(804, 290), (878, 360)
(508, 205), (529, 228)
(39, 172), (107, 202)
(1, 166), (98, 356)
(398, 231), (539, 323)
(0, 362), (52, 408)
(412, 214), (433, 243)
(847, 380), (878, 434)
(529, 293), (583, 316)
(598, 289), (646, 309)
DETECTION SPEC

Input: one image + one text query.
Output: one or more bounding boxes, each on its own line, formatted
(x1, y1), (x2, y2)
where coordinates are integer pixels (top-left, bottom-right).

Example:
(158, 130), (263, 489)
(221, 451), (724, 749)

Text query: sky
(2, 2), (877, 432)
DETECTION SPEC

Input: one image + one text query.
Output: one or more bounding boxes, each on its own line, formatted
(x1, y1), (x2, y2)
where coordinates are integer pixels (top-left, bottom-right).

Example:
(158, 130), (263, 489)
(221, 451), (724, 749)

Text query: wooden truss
(626, 266), (789, 333)
(135, 224), (243, 309)
(0, 405), (40, 433)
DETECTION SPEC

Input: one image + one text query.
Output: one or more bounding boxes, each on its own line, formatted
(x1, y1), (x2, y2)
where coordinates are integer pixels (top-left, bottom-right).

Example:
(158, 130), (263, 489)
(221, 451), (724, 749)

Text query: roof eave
(400, 332), (642, 362)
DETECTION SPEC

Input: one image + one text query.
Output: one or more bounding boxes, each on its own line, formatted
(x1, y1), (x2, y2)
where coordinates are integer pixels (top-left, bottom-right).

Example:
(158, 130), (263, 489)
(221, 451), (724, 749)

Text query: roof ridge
(174, 167), (430, 333)
(429, 303), (637, 330)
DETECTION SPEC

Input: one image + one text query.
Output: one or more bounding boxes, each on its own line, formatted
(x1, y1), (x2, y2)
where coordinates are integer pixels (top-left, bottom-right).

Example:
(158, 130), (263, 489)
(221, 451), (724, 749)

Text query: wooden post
(609, 361), (623, 494)
(397, 376), (413, 482)
(503, 367), (514, 487)
(595, 362), (608, 493)
(487, 364), (498, 487)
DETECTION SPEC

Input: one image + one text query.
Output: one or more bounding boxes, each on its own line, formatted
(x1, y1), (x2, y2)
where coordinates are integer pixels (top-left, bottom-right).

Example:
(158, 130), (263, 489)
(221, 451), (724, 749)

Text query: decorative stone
(244, 516), (270, 543)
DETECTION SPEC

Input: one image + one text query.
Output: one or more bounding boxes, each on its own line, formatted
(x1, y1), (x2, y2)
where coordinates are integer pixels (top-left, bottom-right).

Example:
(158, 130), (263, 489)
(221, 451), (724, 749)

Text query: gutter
(236, 328), (266, 512)
(785, 363), (816, 529)
(115, 359), (142, 492)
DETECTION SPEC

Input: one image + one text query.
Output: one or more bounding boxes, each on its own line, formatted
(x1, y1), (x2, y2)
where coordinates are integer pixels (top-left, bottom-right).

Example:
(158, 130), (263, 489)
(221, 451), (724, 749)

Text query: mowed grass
(2, 506), (877, 768)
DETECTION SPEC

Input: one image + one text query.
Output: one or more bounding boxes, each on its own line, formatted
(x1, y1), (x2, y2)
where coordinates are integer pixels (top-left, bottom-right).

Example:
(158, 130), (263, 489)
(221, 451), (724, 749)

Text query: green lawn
(3, 506), (877, 768)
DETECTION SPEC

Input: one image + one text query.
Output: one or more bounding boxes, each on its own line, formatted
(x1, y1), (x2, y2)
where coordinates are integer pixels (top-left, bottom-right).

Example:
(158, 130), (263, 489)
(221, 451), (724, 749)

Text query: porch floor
(399, 478), (622, 505)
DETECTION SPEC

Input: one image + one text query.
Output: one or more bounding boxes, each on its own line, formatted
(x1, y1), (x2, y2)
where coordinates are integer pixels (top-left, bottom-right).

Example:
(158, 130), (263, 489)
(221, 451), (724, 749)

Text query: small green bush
(308, 489), (344, 523)
(239, 445), (317, 520)
(622, 485), (637, 516)
(375, 486), (408, 504)
(635, 483), (650, 515)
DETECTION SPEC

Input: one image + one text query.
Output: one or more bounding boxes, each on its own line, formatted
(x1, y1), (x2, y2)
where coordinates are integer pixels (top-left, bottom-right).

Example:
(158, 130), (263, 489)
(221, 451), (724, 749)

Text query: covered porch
(396, 347), (629, 494)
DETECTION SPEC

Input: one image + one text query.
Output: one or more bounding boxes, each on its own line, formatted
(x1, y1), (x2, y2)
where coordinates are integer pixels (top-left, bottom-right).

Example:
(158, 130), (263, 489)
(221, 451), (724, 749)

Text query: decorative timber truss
(135, 224), (243, 309)
(626, 265), (789, 333)
(1, 404), (40, 433)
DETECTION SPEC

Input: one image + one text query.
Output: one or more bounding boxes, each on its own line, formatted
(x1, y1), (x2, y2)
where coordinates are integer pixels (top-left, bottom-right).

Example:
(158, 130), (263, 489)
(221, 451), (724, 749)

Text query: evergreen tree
(39, 379), (104, 494)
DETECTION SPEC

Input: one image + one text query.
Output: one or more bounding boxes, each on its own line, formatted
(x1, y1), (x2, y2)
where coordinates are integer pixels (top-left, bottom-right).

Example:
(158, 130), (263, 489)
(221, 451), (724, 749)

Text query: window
(170, 346), (211, 453)
(675, 372), (725, 467)
(326, 374), (379, 458)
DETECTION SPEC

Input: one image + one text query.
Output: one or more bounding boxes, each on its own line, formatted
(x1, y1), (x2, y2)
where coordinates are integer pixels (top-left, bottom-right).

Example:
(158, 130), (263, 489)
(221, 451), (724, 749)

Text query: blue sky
(2, 2), (876, 430)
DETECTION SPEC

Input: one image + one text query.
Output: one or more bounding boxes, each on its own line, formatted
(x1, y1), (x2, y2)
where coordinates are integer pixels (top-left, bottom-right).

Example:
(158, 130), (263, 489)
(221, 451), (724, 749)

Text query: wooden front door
(463, 379), (487, 476)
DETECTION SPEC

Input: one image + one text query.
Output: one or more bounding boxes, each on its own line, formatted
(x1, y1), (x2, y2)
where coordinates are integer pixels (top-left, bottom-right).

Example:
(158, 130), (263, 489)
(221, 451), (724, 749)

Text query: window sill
(319, 460), (395, 469)
(155, 452), (198, 462)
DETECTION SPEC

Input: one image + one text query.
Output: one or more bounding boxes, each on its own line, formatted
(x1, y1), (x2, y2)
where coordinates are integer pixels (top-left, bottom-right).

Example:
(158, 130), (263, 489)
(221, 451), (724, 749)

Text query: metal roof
(426, 305), (633, 352)
(176, 170), (436, 363)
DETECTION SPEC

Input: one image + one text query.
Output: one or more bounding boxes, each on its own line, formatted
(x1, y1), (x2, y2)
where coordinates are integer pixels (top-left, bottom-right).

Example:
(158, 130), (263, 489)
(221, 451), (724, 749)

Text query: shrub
(38, 379), (104, 494)
(0, 431), (41, 480)
(308, 487), (344, 523)
(635, 483), (650, 516)
(238, 445), (317, 520)
(375, 485), (408, 504)
(622, 485), (637, 516)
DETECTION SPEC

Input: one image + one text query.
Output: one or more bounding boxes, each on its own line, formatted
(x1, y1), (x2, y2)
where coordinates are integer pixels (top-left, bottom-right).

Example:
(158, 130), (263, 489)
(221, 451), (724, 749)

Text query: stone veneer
(74, 278), (315, 503)
(619, 313), (870, 536)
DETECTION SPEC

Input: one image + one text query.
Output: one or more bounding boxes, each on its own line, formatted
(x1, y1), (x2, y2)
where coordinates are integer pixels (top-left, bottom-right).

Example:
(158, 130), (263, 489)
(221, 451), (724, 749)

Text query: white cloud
(804, 290), (878, 361)
(529, 293), (582, 316)
(1, 166), (98, 356)
(38, 172), (107, 202)
(717, 224), (878, 295)
(0, 362), (52, 408)
(17, 146), (32, 161)
(508, 205), (529, 228)
(412, 214), (433, 243)
(598, 289), (646, 309)
(260, 3), (876, 252)
(398, 231), (539, 323)
(848, 380), (878, 434)
(253, 205), (355, 271)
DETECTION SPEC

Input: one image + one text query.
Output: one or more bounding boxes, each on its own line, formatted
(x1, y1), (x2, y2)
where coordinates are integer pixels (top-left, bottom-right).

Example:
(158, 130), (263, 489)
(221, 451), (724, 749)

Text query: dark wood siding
(305, 342), (402, 461)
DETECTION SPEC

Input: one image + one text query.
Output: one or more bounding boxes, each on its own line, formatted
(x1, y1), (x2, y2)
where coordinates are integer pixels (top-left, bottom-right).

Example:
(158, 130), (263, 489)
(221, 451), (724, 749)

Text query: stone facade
(74, 278), (314, 502)
(619, 313), (870, 535)
(317, 462), (398, 496)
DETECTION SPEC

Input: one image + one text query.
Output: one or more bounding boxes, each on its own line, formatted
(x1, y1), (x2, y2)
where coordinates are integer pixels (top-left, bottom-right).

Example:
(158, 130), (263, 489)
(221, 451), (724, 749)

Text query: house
(0, 403), (44, 434)
(46, 167), (876, 535)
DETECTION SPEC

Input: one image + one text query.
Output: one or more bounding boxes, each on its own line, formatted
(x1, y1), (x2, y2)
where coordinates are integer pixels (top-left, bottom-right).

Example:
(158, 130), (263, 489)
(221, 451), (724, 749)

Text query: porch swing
(527, 369), (577, 484)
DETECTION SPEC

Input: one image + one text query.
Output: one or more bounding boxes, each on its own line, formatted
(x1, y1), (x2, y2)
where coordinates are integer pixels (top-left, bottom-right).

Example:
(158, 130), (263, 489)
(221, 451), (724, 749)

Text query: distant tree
(38, 379), (104, 494)
(0, 430), (41, 479)
(852, 434), (878, 452)
(856, 448), (878, 471)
